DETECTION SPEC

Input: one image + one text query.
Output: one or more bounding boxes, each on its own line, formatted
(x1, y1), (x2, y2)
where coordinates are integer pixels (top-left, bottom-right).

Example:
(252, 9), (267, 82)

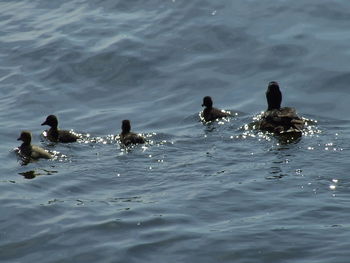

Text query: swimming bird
(201, 96), (230, 122)
(17, 131), (52, 160)
(119, 120), (145, 146)
(259, 81), (304, 134)
(41, 115), (80, 143)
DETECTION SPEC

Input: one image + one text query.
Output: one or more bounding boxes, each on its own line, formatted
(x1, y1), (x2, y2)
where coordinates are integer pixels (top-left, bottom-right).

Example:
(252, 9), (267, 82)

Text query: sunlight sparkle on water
(329, 179), (339, 190)
(329, 185), (336, 190)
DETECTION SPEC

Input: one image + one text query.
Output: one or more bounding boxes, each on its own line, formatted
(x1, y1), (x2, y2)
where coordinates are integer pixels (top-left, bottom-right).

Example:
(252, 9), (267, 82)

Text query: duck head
(202, 96), (213, 108)
(122, 120), (131, 134)
(266, 81), (282, 110)
(17, 131), (32, 144)
(41, 115), (58, 128)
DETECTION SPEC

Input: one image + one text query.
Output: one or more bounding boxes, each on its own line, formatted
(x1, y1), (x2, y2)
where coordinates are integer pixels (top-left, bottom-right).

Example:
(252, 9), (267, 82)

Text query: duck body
(120, 132), (146, 146)
(119, 120), (145, 146)
(259, 107), (304, 134)
(46, 127), (79, 143)
(41, 115), (79, 143)
(202, 107), (229, 122)
(201, 96), (230, 122)
(17, 131), (52, 160)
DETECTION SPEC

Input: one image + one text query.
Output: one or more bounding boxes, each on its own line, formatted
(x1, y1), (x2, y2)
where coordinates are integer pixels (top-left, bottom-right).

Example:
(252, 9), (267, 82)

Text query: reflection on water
(275, 133), (302, 145)
(265, 151), (296, 180)
(80, 134), (116, 145)
(18, 170), (37, 179)
(18, 169), (58, 179)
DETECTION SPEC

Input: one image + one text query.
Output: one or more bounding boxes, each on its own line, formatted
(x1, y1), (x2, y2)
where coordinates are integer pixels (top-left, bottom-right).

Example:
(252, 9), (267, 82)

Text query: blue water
(1, 0), (350, 262)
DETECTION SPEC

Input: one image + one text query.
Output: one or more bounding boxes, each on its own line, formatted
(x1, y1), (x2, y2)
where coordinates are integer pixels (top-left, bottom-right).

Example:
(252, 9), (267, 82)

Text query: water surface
(1, 0), (350, 262)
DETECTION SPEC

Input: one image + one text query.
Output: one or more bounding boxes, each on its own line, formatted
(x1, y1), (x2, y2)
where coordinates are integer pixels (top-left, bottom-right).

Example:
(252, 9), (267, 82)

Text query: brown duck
(201, 96), (230, 122)
(119, 120), (145, 146)
(41, 115), (80, 143)
(17, 131), (52, 160)
(259, 81), (304, 134)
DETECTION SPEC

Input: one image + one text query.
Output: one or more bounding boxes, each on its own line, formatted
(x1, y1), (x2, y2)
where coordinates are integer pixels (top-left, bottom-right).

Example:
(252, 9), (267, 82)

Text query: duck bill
(41, 121), (48, 126)
(17, 137), (22, 141)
